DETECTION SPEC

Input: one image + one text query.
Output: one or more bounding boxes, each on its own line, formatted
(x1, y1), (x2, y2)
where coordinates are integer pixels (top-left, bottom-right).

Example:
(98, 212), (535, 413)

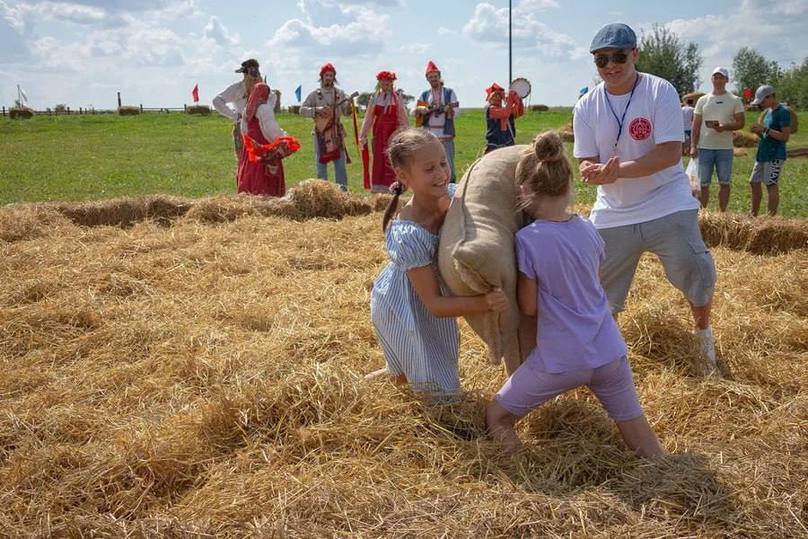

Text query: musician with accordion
(300, 63), (354, 191)
(414, 61), (460, 181)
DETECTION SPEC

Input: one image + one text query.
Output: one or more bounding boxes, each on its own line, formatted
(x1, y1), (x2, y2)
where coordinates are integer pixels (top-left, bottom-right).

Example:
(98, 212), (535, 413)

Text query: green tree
(732, 47), (781, 94)
(356, 92), (372, 109)
(636, 25), (702, 96)
(776, 58), (808, 109)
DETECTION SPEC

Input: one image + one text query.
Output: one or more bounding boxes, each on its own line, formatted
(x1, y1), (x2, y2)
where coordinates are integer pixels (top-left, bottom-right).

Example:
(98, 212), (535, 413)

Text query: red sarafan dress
(237, 83), (298, 196)
(360, 85), (408, 193)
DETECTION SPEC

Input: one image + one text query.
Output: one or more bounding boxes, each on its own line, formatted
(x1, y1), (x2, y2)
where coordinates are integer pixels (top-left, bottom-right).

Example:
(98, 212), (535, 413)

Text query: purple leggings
(495, 356), (643, 422)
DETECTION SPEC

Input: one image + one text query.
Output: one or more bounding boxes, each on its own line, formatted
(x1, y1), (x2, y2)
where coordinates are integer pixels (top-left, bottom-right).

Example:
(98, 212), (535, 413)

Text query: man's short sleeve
(572, 99), (600, 159)
(733, 95), (745, 114)
(694, 95), (706, 115)
(653, 81), (685, 144)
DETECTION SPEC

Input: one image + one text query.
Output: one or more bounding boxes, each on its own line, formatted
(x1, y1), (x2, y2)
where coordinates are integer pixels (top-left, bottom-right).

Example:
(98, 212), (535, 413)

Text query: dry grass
(1, 186), (806, 537)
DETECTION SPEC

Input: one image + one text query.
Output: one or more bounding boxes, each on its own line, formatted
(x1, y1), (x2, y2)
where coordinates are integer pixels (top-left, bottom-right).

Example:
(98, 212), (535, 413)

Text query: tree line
(634, 25), (806, 109)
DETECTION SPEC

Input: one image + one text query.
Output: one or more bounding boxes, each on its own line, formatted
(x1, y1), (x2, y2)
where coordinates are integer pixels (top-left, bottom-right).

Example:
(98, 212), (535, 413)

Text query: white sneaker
(695, 327), (717, 375)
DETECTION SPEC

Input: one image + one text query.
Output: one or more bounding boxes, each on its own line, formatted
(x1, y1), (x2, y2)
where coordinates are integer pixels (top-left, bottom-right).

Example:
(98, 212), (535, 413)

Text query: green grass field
(1, 109), (806, 216)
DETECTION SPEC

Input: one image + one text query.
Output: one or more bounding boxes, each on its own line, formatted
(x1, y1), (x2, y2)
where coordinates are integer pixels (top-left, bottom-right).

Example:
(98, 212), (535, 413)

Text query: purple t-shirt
(516, 215), (627, 373)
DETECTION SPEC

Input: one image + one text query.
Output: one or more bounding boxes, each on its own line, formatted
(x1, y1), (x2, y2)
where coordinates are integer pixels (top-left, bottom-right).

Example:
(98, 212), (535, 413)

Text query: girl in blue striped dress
(369, 128), (508, 396)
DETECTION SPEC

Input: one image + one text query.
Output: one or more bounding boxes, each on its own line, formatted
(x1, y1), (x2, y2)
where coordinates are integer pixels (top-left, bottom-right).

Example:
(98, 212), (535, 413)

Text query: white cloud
(267, 2), (389, 58)
(400, 42), (429, 54)
(204, 16), (239, 46)
(463, 1), (579, 57)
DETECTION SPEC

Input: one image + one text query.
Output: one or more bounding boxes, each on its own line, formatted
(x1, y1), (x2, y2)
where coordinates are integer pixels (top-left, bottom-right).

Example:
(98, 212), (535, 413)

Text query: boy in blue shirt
(749, 85), (792, 216)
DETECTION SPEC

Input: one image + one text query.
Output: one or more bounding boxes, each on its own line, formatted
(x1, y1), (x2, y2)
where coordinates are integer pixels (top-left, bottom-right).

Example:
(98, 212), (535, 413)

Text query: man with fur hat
(213, 59), (263, 173)
(414, 61), (460, 180)
(300, 63), (353, 191)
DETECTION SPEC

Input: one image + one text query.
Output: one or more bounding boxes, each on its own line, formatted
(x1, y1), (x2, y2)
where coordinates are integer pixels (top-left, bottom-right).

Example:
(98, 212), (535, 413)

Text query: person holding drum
(414, 61), (460, 181)
(300, 63), (354, 191)
(484, 82), (525, 154)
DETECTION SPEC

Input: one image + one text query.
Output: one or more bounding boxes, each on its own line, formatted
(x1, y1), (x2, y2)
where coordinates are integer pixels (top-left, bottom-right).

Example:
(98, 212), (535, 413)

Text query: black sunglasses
(594, 51), (629, 68)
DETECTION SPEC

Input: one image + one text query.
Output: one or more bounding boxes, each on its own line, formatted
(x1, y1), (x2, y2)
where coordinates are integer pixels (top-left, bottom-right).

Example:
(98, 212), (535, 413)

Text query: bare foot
(364, 368), (389, 381)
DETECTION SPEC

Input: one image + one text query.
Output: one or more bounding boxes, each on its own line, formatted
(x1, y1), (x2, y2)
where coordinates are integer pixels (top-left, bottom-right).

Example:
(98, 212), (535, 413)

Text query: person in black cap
(213, 59), (263, 177)
(573, 22), (718, 374)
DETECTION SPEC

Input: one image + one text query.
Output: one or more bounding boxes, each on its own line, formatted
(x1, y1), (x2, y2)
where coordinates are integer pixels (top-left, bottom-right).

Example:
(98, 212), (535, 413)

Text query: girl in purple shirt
(485, 131), (665, 458)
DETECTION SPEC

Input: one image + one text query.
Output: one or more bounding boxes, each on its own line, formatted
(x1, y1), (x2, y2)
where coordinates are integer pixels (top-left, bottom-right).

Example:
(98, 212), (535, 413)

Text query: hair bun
(532, 131), (565, 162)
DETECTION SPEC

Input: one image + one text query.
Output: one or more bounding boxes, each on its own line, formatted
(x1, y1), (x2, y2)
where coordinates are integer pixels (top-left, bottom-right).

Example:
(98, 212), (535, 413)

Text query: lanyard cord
(605, 73), (641, 149)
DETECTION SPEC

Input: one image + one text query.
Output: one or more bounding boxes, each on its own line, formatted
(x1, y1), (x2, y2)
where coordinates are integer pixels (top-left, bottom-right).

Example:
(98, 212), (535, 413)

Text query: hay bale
(118, 106), (140, 116)
(288, 106), (301, 114)
(559, 123), (574, 143)
(787, 147), (808, 158)
(733, 131), (759, 148)
(699, 212), (808, 254)
(51, 195), (191, 228)
(186, 105), (211, 115)
(733, 147), (748, 157)
(0, 205), (75, 242)
(682, 91), (705, 104)
(284, 179), (372, 219)
(9, 108), (33, 120)
(531, 104), (549, 112)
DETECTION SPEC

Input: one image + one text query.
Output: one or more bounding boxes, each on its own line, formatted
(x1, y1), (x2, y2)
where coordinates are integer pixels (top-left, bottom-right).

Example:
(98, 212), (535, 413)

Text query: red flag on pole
(192, 83), (199, 103)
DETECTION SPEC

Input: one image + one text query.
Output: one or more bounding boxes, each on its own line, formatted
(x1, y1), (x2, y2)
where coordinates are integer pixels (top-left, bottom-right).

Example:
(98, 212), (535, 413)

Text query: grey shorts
(750, 160), (784, 186)
(598, 210), (716, 314)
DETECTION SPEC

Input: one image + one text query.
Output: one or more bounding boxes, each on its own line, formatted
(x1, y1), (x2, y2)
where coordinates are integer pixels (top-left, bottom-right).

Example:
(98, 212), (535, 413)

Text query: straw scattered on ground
(1, 185), (806, 537)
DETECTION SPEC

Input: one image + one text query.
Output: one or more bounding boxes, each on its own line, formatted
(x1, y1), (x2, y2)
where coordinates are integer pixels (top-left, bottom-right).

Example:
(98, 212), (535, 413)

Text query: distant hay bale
(682, 92), (705, 104)
(9, 108), (33, 120)
(288, 106), (301, 114)
(531, 104), (549, 112)
(788, 147), (808, 158)
(733, 131), (759, 148)
(118, 106), (141, 116)
(186, 105), (211, 115)
(699, 212), (808, 254)
(733, 147), (748, 157)
(559, 123), (574, 143)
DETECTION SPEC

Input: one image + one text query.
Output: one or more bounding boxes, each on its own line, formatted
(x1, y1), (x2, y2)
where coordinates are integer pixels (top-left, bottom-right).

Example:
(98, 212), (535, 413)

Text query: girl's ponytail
(382, 181), (406, 232)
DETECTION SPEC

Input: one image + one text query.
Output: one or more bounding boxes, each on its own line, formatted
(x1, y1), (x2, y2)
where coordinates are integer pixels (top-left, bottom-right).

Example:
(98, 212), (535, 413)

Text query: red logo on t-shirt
(629, 117), (652, 140)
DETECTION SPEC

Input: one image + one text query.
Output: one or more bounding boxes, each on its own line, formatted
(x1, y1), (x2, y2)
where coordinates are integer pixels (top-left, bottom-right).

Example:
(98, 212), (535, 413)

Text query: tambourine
(510, 77), (531, 98)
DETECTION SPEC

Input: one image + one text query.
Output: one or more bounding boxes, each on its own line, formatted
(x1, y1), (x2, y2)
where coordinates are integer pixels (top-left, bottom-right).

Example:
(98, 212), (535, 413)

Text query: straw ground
(1, 181), (806, 537)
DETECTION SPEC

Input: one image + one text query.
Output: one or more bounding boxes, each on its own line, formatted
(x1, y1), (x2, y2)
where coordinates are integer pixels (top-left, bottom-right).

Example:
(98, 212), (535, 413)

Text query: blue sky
(1, 0), (806, 110)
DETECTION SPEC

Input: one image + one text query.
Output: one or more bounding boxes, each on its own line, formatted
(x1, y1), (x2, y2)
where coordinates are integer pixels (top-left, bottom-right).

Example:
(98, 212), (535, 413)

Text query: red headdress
(485, 82), (505, 98)
(244, 82), (271, 122)
(425, 61), (440, 75)
(320, 63), (336, 78)
(376, 70), (397, 81)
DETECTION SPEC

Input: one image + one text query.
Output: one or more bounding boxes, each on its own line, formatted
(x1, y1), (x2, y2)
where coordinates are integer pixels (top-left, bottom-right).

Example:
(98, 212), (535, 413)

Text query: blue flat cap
(590, 23), (637, 53)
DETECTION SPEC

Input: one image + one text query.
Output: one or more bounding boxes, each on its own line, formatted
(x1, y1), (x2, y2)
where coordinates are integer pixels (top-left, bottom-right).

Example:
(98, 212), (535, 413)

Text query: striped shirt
(370, 184), (460, 394)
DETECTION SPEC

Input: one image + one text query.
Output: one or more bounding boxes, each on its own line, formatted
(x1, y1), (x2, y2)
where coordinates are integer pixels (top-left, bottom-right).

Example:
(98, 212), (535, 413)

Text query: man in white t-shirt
(691, 67), (745, 211)
(681, 97), (695, 156)
(573, 23), (718, 373)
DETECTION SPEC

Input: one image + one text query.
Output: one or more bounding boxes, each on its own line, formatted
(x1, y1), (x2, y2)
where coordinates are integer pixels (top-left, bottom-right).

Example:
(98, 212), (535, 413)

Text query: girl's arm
(517, 271), (537, 317)
(407, 266), (506, 317)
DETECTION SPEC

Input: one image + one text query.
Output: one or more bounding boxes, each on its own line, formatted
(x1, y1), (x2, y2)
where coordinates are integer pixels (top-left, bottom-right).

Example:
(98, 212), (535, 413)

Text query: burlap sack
(438, 145), (535, 375)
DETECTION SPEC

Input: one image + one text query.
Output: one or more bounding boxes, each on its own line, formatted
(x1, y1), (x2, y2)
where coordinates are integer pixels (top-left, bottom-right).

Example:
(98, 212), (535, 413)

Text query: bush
(288, 105), (301, 114)
(55, 104), (67, 113)
(118, 106), (141, 116)
(187, 105), (211, 115)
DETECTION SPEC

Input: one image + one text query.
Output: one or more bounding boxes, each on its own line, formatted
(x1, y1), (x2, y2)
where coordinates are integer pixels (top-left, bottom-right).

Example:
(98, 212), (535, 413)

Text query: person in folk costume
(360, 71), (409, 193)
(414, 61), (460, 181)
(213, 59), (263, 178)
(484, 82), (525, 154)
(237, 83), (289, 197)
(299, 63), (353, 191)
